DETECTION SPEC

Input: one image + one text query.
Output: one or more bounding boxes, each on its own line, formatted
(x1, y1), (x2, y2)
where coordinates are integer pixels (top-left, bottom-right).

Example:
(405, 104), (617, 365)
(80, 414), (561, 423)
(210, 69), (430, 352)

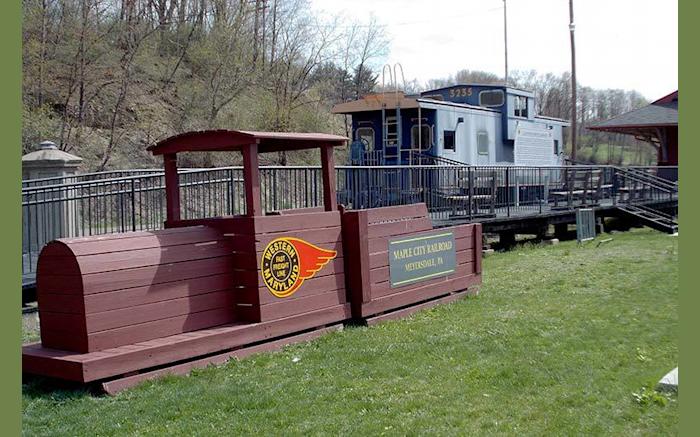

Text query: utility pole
(252, 0), (268, 68)
(503, 0), (508, 86)
(569, 0), (577, 162)
(253, 0), (260, 65)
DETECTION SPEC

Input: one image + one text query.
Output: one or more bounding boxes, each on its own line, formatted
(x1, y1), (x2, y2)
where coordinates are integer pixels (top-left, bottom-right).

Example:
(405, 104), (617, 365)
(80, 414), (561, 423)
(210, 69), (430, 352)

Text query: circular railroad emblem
(261, 238), (301, 298)
(261, 237), (337, 298)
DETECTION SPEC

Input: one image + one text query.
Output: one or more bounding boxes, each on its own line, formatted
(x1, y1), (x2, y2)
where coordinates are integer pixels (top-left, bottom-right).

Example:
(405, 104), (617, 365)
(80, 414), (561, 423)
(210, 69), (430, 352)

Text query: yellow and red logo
(261, 237), (337, 298)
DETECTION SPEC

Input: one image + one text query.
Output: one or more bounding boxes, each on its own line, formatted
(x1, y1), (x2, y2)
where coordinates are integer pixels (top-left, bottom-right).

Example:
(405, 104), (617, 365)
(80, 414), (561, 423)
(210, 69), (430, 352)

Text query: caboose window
(478, 90), (505, 107)
(411, 125), (433, 150)
(443, 130), (456, 151)
(514, 96), (528, 117)
(477, 131), (489, 155)
(356, 127), (375, 150)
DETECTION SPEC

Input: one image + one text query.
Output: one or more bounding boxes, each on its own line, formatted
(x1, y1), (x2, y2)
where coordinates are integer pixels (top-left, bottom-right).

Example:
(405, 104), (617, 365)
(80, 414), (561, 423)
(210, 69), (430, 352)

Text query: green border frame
(3, 0), (689, 434)
(1, 0), (21, 434)
(679, 0), (694, 434)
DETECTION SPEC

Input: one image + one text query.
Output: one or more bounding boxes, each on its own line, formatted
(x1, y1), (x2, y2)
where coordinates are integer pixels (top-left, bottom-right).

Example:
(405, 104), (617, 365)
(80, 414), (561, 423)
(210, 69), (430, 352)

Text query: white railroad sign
(514, 123), (555, 166)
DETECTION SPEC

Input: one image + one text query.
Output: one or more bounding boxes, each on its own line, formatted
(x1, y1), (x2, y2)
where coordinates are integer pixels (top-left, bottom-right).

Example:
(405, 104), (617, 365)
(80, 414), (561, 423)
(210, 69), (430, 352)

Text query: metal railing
(406, 151), (467, 166)
(22, 164), (678, 277)
(21, 169), (164, 188)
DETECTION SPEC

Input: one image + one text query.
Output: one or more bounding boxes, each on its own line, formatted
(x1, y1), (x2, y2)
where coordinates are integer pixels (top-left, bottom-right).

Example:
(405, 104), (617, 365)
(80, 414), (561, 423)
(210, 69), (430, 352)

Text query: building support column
(554, 223), (569, 239)
(500, 230), (516, 247)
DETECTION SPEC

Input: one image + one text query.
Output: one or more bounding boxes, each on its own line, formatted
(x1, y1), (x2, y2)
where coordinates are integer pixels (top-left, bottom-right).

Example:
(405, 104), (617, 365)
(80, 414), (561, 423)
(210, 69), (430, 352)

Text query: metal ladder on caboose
(381, 63), (406, 164)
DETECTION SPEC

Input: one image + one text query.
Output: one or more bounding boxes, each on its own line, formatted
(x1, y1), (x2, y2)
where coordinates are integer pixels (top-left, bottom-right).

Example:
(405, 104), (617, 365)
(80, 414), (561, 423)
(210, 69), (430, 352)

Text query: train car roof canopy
(151, 129), (345, 219)
(148, 130), (348, 155)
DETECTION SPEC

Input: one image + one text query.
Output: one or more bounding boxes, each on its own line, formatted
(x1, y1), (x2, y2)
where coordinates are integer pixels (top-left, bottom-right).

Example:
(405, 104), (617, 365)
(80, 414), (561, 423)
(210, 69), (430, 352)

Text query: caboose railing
(22, 164), (677, 277)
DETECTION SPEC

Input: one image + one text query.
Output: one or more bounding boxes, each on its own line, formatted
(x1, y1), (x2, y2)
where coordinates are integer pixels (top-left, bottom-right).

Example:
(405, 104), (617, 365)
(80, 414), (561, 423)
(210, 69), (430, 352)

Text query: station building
(588, 90), (678, 180)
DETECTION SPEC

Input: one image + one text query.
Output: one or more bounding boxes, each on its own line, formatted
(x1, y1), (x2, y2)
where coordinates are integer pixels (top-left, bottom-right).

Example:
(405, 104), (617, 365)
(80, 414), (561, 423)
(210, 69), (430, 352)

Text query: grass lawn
(22, 229), (678, 435)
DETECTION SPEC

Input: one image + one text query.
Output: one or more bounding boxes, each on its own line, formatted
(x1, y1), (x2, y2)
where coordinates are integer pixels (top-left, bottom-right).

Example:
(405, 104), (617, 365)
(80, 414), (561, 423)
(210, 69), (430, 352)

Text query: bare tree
(98, 11), (159, 170)
(350, 15), (388, 99)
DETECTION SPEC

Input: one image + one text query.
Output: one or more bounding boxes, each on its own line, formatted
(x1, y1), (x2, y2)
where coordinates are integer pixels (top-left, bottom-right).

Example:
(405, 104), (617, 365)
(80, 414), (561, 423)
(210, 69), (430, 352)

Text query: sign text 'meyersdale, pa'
(388, 231), (457, 287)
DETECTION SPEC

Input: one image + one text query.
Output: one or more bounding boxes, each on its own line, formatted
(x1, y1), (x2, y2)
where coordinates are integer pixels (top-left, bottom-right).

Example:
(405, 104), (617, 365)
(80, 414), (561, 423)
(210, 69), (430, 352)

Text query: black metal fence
(21, 169), (164, 188)
(22, 164), (678, 276)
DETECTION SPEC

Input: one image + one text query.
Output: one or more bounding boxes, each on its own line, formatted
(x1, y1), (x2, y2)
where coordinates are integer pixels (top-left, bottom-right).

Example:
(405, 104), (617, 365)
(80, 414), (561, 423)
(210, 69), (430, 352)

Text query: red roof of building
(588, 90), (678, 133)
(652, 90), (678, 105)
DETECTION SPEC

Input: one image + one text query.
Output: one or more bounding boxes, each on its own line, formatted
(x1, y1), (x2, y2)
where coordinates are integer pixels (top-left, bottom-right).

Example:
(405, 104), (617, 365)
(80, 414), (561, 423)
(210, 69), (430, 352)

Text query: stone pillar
(22, 141), (82, 181)
(22, 141), (83, 268)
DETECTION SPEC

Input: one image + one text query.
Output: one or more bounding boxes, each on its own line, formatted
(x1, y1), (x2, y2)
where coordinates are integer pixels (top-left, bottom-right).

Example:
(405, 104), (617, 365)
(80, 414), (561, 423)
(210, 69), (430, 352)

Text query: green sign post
(388, 231), (457, 287)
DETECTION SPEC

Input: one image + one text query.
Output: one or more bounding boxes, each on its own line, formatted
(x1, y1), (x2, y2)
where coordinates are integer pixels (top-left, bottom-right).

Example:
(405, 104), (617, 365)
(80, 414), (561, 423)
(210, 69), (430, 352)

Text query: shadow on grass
(23, 374), (104, 399)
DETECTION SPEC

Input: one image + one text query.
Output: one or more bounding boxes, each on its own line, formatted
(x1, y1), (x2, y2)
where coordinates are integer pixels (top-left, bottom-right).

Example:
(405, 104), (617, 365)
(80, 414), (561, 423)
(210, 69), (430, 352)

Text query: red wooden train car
(22, 129), (481, 393)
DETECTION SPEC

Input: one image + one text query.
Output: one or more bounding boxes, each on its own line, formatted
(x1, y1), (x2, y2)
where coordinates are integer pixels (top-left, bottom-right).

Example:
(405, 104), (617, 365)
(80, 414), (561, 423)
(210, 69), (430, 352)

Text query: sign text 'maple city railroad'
(388, 231), (457, 287)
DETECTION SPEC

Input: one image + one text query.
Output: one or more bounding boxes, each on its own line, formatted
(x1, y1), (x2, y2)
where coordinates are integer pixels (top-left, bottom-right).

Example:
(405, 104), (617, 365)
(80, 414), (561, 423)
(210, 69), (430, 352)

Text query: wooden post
(341, 210), (371, 317)
(475, 224), (483, 274)
(321, 144), (337, 211)
(242, 143), (262, 217)
(164, 153), (180, 222)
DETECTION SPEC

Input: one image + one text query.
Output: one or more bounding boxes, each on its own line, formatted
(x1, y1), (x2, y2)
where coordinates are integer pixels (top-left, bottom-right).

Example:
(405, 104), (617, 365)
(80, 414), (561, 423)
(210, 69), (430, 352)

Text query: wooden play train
(22, 130), (481, 394)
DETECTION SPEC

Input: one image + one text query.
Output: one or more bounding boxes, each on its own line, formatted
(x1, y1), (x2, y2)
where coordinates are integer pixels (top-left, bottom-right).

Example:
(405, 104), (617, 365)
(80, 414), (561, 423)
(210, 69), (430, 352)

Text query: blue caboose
(332, 84), (569, 166)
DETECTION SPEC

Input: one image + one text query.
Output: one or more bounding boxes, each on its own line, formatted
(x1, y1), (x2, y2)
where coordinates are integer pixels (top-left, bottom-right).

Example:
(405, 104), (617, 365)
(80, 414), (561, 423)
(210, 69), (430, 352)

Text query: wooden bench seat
(550, 169), (605, 208)
(550, 190), (585, 196)
(442, 194), (493, 200)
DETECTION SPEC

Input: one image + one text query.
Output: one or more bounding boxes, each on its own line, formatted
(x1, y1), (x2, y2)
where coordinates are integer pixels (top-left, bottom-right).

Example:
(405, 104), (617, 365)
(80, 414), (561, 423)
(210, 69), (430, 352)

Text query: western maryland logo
(261, 237), (337, 298)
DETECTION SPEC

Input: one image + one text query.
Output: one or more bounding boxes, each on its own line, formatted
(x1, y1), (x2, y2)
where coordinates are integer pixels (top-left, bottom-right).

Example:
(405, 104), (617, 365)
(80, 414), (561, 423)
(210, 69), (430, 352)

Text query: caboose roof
(148, 129), (348, 155)
(421, 83), (535, 97)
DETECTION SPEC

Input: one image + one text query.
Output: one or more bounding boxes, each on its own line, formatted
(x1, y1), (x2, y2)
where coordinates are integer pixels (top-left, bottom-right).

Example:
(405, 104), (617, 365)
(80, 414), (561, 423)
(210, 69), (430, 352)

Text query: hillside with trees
(22, 0), (656, 170)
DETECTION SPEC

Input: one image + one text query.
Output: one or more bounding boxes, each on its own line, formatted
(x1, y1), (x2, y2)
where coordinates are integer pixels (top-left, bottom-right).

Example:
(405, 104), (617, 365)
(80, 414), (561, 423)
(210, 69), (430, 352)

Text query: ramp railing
(612, 166), (678, 206)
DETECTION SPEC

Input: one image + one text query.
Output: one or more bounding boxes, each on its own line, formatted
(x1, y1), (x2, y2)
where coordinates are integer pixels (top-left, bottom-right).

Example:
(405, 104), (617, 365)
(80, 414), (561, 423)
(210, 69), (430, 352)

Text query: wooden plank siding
(35, 226), (239, 353)
(247, 211), (348, 323)
(165, 212), (348, 324)
(342, 203), (482, 319)
(34, 208), (349, 352)
(24, 204), (478, 384)
(24, 129), (356, 383)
